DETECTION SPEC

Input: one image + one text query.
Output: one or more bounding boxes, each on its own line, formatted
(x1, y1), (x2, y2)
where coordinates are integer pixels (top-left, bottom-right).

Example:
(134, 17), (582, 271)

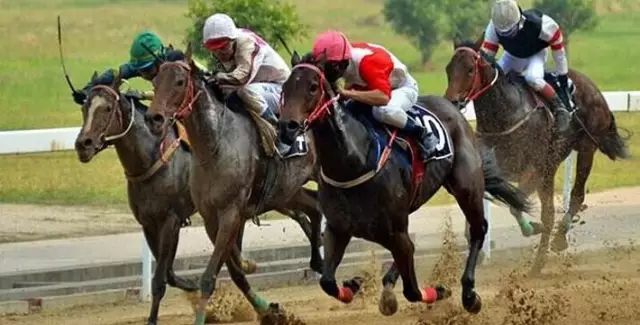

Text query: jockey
(480, 0), (571, 133)
(201, 13), (290, 125)
(73, 31), (188, 105)
(311, 30), (438, 161)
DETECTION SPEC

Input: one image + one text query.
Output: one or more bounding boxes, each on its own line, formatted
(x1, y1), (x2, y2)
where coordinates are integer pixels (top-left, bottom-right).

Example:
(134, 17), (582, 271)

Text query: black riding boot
(549, 95), (572, 134)
(417, 127), (439, 161)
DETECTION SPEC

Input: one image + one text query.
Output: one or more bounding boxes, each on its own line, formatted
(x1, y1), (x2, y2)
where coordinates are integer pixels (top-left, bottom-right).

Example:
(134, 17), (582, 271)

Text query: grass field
(0, 0), (639, 207)
(0, 112), (637, 207)
(1, 0), (640, 130)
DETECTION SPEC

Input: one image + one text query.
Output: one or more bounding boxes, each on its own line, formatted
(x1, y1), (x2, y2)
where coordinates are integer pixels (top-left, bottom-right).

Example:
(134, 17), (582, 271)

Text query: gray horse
(145, 48), (321, 324)
(75, 74), (322, 325)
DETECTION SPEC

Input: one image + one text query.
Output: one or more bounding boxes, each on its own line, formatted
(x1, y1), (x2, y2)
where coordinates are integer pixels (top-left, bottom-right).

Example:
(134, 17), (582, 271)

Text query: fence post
(563, 151), (576, 212)
(140, 236), (152, 302)
(481, 199), (492, 263)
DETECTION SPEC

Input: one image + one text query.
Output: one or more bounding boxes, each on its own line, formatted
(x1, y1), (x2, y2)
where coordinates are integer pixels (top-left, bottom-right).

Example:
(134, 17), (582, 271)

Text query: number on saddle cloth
(406, 105), (454, 161)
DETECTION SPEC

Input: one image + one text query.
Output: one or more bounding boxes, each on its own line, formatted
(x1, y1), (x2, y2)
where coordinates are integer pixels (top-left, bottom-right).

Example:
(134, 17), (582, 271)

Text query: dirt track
(3, 225), (640, 325)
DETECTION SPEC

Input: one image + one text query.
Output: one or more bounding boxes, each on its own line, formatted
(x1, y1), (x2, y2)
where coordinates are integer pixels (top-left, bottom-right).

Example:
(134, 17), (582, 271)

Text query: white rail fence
(1, 90), (638, 301)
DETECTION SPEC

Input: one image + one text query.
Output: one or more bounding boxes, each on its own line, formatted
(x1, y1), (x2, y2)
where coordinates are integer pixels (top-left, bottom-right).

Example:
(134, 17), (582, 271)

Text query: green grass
(0, 0), (639, 130)
(0, 0), (639, 206)
(1, 112), (637, 207)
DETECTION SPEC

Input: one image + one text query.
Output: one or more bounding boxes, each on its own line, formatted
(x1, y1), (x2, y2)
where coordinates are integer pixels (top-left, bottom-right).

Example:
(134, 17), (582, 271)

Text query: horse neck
(182, 85), (227, 164)
(113, 104), (162, 177)
(474, 69), (530, 129)
(311, 105), (375, 180)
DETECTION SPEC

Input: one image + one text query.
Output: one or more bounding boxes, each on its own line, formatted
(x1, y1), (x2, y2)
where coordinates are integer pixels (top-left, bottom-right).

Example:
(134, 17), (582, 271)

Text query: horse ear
(453, 36), (463, 50)
(291, 50), (301, 66)
(111, 68), (123, 90)
(473, 32), (485, 51)
(167, 43), (174, 50)
(184, 42), (193, 63)
(91, 71), (98, 83)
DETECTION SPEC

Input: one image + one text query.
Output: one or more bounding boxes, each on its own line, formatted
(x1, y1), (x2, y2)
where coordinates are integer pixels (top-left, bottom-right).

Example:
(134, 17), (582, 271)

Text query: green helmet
(129, 31), (164, 70)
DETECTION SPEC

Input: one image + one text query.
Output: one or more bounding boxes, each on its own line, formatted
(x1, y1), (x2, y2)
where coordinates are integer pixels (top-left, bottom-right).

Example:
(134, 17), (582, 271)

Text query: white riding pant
(371, 75), (419, 129)
(498, 49), (548, 91)
(236, 82), (283, 116)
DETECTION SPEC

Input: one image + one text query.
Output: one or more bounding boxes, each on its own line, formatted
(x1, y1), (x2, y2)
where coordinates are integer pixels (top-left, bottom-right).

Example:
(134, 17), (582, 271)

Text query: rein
(88, 85), (182, 183)
(158, 61), (202, 121)
(289, 63), (395, 189)
(454, 47), (499, 102)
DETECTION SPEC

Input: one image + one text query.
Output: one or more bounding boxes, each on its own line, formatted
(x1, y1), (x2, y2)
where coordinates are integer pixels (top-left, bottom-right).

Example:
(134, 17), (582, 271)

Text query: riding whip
(276, 34), (294, 58)
(57, 15), (78, 94)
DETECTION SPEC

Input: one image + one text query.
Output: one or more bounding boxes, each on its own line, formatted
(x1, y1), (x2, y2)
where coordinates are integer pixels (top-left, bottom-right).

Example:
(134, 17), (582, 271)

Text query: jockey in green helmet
(73, 31), (187, 105)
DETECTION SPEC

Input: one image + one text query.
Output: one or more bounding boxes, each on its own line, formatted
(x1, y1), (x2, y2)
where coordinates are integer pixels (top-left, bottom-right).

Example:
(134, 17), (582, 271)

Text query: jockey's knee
(524, 75), (546, 92)
(237, 85), (268, 115)
(372, 105), (407, 129)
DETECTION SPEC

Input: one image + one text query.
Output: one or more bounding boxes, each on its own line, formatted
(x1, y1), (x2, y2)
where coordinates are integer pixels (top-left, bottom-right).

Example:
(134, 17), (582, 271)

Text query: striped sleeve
(539, 15), (568, 75)
(480, 22), (500, 57)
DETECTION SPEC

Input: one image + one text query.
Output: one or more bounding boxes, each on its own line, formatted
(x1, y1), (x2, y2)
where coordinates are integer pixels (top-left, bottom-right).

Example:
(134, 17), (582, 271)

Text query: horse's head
(445, 39), (497, 107)
(280, 52), (337, 138)
(146, 45), (201, 136)
(75, 73), (132, 163)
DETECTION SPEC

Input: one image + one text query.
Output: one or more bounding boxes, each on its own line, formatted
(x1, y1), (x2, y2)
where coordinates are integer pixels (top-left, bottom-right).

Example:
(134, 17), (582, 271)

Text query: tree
(533, 0), (598, 39)
(185, 0), (307, 68)
(444, 0), (490, 42)
(383, 0), (448, 65)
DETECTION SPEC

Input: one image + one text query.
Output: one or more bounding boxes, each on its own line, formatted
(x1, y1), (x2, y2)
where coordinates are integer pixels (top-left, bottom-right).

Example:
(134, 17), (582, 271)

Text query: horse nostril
(83, 138), (93, 148)
(152, 114), (164, 124)
(286, 121), (300, 131)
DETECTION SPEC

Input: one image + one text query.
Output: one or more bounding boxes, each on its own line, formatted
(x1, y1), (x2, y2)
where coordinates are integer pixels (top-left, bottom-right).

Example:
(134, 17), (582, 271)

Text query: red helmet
(312, 30), (352, 62)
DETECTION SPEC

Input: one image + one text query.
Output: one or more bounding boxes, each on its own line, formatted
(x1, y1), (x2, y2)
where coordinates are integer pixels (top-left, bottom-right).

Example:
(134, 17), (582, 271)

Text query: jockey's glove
(72, 90), (87, 105)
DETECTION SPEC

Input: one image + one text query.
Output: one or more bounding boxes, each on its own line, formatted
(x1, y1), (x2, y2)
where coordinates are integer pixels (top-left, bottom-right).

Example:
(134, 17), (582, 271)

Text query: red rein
(158, 61), (202, 121)
(454, 47), (496, 102)
(290, 63), (339, 129)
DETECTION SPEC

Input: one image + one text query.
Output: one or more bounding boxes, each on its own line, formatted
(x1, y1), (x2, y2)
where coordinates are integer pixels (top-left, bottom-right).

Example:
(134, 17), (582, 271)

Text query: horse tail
(597, 111), (631, 160)
(480, 146), (532, 213)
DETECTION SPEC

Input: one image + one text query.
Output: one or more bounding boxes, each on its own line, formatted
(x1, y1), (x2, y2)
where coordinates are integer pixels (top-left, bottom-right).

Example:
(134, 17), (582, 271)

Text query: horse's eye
(106, 105), (113, 112)
(468, 68), (474, 76)
(176, 79), (185, 87)
(309, 83), (319, 93)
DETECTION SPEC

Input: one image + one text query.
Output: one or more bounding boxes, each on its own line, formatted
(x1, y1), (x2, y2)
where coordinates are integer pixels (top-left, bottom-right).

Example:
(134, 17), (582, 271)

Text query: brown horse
(445, 40), (629, 273)
(74, 75), (322, 325)
(278, 53), (532, 315)
(145, 48), (322, 324)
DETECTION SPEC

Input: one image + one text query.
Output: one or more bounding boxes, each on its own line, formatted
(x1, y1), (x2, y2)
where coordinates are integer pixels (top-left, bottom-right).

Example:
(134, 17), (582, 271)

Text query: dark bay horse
(145, 49), (321, 324)
(445, 40), (629, 272)
(75, 75), (322, 325)
(278, 54), (532, 315)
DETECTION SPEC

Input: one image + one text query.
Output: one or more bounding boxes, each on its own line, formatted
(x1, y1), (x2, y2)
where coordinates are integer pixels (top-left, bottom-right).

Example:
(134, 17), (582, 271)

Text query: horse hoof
(529, 222), (544, 236)
(343, 276), (365, 295)
(259, 303), (287, 325)
(242, 259), (258, 274)
(378, 288), (398, 316)
(436, 285), (452, 301)
(550, 234), (569, 253)
(463, 292), (482, 314)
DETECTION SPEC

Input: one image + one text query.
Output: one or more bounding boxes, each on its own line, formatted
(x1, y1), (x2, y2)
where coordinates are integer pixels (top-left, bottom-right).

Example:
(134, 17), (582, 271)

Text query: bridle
(287, 63), (340, 131)
(453, 47), (499, 106)
(89, 85), (135, 144)
(157, 61), (202, 122)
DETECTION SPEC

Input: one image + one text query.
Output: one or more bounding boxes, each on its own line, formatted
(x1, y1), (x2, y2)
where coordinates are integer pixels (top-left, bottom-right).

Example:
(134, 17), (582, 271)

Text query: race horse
(74, 74), (323, 325)
(144, 47), (321, 324)
(445, 40), (629, 273)
(277, 52), (532, 315)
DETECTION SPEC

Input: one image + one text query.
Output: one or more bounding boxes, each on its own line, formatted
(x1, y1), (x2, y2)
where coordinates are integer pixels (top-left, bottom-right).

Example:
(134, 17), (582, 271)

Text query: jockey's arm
(340, 88), (390, 107)
(480, 22), (500, 58)
(215, 36), (260, 86)
(81, 64), (139, 93)
(540, 15), (569, 77)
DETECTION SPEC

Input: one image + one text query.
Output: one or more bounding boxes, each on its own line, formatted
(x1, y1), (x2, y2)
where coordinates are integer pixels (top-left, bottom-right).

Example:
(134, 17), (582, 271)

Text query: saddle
(507, 72), (577, 111)
(331, 101), (453, 207)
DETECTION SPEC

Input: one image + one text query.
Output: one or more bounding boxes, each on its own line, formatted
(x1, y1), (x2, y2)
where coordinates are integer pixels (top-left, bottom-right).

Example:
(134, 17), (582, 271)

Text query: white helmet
(202, 13), (239, 42)
(491, 0), (522, 34)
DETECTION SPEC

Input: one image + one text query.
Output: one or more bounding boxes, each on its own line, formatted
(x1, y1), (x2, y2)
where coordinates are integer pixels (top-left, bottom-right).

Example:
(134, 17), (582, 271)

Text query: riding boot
(403, 118), (438, 161)
(549, 95), (572, 134)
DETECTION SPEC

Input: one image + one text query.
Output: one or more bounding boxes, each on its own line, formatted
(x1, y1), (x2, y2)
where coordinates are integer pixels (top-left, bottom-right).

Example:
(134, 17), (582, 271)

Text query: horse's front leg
(319, 223), (354, 303)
